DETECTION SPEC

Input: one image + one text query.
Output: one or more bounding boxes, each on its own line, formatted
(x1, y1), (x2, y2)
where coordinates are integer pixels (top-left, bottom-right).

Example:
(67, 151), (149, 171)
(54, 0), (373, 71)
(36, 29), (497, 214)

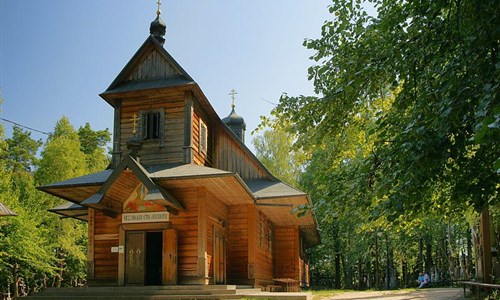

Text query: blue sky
(0, 1), (331, 152)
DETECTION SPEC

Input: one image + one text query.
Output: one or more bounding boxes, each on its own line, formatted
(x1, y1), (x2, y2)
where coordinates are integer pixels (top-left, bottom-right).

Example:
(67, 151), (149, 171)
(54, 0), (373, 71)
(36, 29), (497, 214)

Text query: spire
(222, 89), (246, 143)
(150, 0), (166, 45)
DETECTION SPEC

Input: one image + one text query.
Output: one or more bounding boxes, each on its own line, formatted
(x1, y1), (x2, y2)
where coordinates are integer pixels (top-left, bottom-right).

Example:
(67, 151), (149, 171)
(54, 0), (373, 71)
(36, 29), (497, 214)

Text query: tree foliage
(78, 122), (110, 172)
(267, 0), (499, 219)
(257, 0), (499, 288)
(0, 112), (110, 295)
(252, 127), (306, 188)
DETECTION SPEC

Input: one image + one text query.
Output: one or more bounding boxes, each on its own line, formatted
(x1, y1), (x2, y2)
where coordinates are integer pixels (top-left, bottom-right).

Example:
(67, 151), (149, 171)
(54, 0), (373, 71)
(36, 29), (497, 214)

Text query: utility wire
(0, 117), (50, 135)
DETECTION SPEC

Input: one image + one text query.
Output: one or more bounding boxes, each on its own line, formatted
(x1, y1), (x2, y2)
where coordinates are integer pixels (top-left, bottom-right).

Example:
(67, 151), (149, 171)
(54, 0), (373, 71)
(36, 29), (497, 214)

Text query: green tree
(36, 116), (88, 188)
(268, 0), (499, 218)
(0, 119), (56, 296)
(35, 116), (89, 287)
(78, 123), (110, 172)
(252, 127), (306, 188)
(2, 126), (42, 173)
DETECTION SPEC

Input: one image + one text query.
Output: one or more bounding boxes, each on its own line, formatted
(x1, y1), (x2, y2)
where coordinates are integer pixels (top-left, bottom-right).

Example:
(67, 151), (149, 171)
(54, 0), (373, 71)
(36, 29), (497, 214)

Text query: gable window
(199, 119), (208, 154)
(139, 110), (165, 147)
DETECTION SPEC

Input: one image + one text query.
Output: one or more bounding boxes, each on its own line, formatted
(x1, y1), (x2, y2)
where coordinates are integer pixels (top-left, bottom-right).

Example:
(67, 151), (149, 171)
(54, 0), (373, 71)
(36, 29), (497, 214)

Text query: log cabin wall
(119, 91), (186, 165)
(251, 208), (274, 287)
(168, 188), (200, 284)
(274, 226), (300, 281)
(213, 127), (267, 179)
(205, 193), (229, 283)
(226, 205), (274, 287)
(91, 210), (121, 282)
(227, 205), (250, 284)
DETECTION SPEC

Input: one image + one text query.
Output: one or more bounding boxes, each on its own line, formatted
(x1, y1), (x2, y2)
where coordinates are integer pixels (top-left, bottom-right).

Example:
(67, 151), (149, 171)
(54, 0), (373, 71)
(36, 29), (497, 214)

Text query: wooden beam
(111, 101), (122, 168)
(247, 204), (256, 280)
(87, 208), (95, 280)
(183, 94), (193, 164)
(481, 207), (492, 283)
(197, 187), (208, 280)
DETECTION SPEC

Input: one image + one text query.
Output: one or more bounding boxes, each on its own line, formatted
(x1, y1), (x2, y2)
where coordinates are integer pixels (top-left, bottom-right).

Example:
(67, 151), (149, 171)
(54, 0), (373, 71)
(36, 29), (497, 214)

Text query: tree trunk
(402, 259), (407, 288)
(480, 207), (492, 283)
(374, 234), (379, 289)
(12, 262), (19, 299)
(418, 237), (423, 273)
(335, 252), (341, 289)
(425, 235), (433, 274)
(467, 228), (473, 279)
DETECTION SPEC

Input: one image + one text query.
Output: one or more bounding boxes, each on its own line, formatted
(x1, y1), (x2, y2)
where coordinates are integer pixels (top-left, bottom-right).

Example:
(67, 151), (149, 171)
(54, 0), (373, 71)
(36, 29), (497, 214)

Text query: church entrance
(124, 229), (177, 286)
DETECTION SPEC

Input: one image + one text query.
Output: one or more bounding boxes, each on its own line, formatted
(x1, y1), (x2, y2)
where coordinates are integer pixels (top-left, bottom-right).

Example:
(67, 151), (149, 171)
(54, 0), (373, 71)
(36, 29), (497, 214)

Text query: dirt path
(322, 288), (464, 300)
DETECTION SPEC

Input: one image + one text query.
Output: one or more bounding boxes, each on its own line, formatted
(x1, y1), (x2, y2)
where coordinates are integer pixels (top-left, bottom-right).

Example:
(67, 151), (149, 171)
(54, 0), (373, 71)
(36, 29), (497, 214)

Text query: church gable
(128, 48), (180, 81)
(103, 35), (193, 97)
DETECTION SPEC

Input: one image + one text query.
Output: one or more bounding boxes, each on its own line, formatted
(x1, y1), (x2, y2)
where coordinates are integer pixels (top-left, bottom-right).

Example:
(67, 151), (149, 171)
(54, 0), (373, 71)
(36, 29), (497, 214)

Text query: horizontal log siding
(169, 189), (199, 279)
(252, 209), (274, 286)
(120, 93), (186, 165)
(274, 226), (300, 281)
(93, 211), (121, 279)
(206, 194), (229, 281)
(227, 205), (249, 283)
(214, 126), (267, 179)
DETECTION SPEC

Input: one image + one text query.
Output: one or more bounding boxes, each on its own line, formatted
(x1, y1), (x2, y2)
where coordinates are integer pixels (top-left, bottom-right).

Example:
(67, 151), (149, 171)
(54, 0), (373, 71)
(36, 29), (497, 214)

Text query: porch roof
(49, 202), (88, 221)
(39, 161), (320, 246)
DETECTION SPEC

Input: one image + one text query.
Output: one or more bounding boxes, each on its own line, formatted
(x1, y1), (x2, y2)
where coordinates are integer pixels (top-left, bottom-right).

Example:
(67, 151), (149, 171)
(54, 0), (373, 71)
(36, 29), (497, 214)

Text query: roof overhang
(39, 161), (320, 246)
(49, 202), (88, 222)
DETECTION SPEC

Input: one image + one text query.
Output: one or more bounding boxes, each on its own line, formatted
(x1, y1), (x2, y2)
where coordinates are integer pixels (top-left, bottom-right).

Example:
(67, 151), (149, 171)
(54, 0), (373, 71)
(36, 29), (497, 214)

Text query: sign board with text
(122, 212), (169, 224)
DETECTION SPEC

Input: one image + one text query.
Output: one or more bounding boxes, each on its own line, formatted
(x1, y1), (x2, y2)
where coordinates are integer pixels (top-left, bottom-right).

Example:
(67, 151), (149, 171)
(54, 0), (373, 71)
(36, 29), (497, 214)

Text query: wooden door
(126, 231), (145, 285)
(214, 229), (226, 284)
(162, 229), (177, 285)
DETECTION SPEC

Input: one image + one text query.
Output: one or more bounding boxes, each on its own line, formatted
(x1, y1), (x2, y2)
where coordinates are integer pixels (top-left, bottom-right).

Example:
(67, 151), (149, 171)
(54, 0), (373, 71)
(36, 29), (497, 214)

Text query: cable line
(0, 117), (50, 135)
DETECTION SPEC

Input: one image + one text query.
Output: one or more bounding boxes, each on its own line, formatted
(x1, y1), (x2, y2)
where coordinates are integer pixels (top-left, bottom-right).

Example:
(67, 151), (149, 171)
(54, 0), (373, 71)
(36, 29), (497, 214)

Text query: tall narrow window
(139, 110), (165, 147)
(199, 119), (208, 154)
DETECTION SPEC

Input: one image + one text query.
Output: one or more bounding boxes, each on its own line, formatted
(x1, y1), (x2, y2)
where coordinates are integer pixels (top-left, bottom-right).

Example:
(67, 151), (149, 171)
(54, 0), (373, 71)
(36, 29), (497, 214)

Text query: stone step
(26, 295), (311, 300)
(44, 285), (238, 292)
(26, 296), (242, 300)
(37, 289), (242, 296)
(24, 286), (312, 300)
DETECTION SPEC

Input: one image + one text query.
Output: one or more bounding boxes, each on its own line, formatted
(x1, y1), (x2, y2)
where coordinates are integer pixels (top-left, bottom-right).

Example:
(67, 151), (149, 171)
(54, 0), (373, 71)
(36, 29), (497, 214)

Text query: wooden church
(38, 8), (320, 289)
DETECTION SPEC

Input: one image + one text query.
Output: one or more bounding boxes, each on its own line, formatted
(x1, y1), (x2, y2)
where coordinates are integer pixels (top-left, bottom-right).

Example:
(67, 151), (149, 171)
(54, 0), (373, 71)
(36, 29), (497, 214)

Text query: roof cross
(131, 113), (139, 135)
(229, 89), (238, 109)
(156, 0), (162, 16)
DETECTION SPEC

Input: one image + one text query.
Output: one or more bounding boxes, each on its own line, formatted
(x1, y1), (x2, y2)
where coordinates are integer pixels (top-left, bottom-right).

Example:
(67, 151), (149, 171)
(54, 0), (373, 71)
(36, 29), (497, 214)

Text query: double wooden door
(125, 229), (177, 285)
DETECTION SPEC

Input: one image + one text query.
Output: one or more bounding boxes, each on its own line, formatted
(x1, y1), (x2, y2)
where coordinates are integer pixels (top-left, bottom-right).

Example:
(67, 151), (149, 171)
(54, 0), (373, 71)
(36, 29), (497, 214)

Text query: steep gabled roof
(80, 155), (183, 215)
(100, 35), (194, 107)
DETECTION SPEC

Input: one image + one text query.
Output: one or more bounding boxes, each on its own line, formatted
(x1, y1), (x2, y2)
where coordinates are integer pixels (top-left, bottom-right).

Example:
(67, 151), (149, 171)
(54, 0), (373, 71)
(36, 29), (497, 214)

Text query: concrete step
(43, 285), (238, 292)
(24, 286), (312, 300)
(26, 296), (242, 300)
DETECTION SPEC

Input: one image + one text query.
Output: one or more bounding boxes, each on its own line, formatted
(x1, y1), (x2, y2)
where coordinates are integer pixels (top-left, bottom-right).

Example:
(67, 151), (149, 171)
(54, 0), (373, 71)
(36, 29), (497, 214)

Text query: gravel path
(322, 288), (464, 300)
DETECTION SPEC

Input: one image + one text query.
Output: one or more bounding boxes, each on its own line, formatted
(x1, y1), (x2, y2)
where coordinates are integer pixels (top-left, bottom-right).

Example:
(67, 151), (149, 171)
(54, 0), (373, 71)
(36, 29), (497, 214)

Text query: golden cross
(229, 89), (238, 109)
(131, 114), (139, 135)
(156, 0), (161, 16)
